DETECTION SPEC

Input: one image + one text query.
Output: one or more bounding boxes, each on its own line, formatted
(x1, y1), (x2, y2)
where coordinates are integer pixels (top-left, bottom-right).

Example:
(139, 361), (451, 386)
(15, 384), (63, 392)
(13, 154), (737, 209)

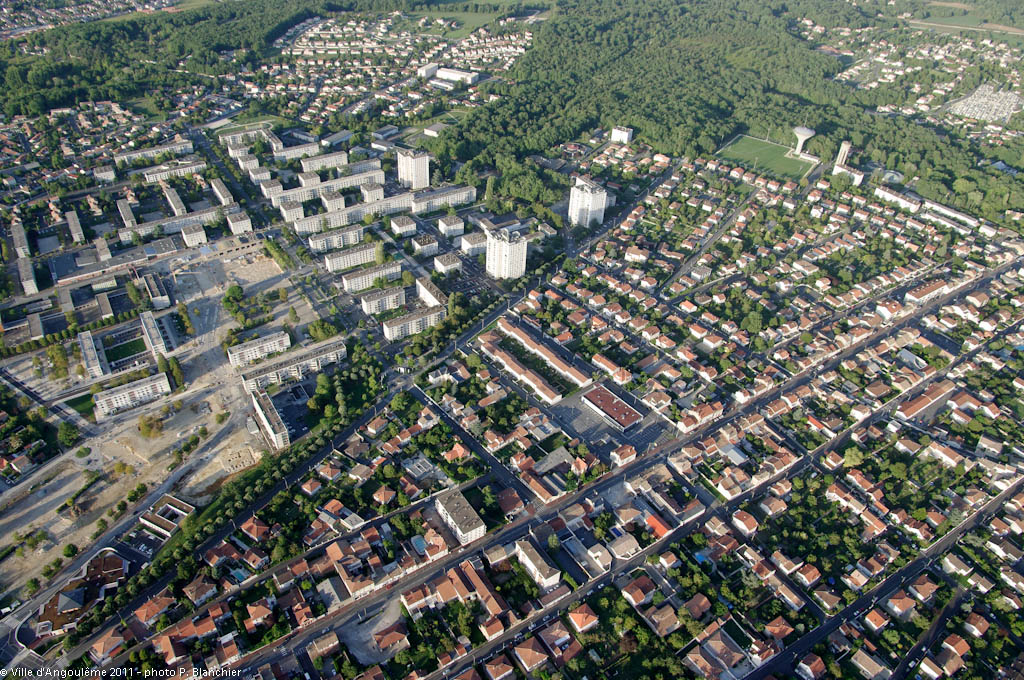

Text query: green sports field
(715, 135), (815, 180)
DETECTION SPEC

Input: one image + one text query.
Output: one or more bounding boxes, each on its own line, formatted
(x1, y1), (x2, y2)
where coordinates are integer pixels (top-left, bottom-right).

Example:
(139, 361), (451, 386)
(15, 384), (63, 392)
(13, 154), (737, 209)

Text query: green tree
(57, 422), (79, 448)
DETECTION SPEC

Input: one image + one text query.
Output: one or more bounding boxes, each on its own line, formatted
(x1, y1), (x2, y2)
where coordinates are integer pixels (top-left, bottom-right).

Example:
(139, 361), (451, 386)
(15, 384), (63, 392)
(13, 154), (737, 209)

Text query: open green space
(408, 11), (503, 39)
(104, 338), (147, 362)
(127, 96), (168, 121)
(64, 393), (96, 422)
(715, 135), (814, 180)
(906, 19), (1024, 45)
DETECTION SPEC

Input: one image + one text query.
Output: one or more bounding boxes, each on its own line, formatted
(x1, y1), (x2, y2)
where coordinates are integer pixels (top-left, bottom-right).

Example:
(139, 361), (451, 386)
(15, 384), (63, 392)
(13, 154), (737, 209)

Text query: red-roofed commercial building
(582, 385), (643, 431)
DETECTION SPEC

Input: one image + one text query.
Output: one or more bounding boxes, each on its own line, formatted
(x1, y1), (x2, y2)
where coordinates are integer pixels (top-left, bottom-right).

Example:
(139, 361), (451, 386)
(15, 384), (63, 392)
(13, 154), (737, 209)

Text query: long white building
(141, 159), (207, 183)
(210, 178), (233, 206)
(17, 258), (36, 295)
(360, 286), (406, 315)
(66, 209), (84, 244)
(308, 225), (365, 253)
(140, 311), (169, 358)
(382, 306), (445, 341)
(227, 331), (291, 368)
(240, 336), (348, 392)
(114, 139), (192, 165)
(289, 185), (475, 234)
(300, 150), (348, 173)
(252, 388), (290, 450)
(264, 168), (385, 208)
(341, 261), (401, 293)
(11, 221), (30, 258)
(78, 331), (110, 378)
(324, 243), (377, 273)
(94, 372), (172, 419)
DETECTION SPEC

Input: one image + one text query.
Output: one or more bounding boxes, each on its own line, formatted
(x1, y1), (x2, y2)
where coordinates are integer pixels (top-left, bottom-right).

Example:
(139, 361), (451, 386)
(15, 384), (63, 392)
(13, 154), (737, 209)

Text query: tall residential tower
(568, 176), (609, 228)
(485, 229), (527, 280)
(396, 148), (430, 190)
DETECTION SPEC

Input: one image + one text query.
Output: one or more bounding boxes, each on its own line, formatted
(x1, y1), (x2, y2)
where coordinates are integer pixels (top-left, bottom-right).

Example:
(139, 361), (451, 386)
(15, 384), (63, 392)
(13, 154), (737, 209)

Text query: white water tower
(793, 126), (816, 155)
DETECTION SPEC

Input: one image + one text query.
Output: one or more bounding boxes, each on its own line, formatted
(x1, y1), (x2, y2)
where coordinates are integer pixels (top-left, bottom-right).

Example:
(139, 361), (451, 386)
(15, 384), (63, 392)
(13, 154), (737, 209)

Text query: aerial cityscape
(1, 0), (1024, 679)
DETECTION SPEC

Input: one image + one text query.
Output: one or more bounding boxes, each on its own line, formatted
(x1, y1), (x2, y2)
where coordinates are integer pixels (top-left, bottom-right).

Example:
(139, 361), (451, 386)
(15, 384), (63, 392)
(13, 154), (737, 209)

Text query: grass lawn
(104, 338), (147, 362)
(918, 13), (985, 27)
(128, 96), (168, 122)
(64, 393), (96, 422)
(716, 135), (814, 180)
(409, 11), (502, 39)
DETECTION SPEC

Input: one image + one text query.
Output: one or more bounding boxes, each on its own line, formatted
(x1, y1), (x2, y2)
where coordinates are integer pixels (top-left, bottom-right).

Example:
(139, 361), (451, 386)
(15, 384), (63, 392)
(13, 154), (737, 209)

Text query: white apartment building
(289, 185), (474, 234)
(435, 67), (479, 85)
(382, 306), (446, 341)
(410, 185), (475, 213)
(515, 539), (561, 589)
(227, 212), (253, 235)
(436, 491), (485, 545)
(324, 243), (377, 273)
(210, 178), (233, 206)
(117, 199), (136, 229)
(461, 231), (487, 256)
(140, 311), (169, 357)
(78, 331), (110, 378)
(11, 221), (30, 258)
(164, 186), (187, 216)
(142, 159), (207, 183)
(397, 148), (430, 190)
(611, 126), (634, 144)
(412, 234), (438, 256)
(568, 176), (609, 227)
(66, 209), (84, 244)
(240, 337), (348, 392)
(280, 201), (304, 223)
(360, 183), (384, 203)
(391, 215), (418, 237)
(360, 286), (406, 315)
(143, 274), (170, 310)
(300, 150), (349, 173)
(94, 372), (172, 419)
(342, 261), (402, 293)
(486, 229), (527, 279)
(434, 252), (462, 275)
(17, 258), (36, 295)
(307, 225), (365, 253)
(227, 331), (291, 368)
(114, 139), (192, 165)
(265, 168), (385, 208)
(182, 224), (208, 248)
(252, 388), (290, 450)
(438, 215), (464, 237)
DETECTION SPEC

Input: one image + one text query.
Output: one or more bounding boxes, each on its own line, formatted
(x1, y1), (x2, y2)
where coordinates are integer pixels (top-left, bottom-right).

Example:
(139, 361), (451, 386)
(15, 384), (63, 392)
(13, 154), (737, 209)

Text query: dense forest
(424, 0), (1024, 221)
